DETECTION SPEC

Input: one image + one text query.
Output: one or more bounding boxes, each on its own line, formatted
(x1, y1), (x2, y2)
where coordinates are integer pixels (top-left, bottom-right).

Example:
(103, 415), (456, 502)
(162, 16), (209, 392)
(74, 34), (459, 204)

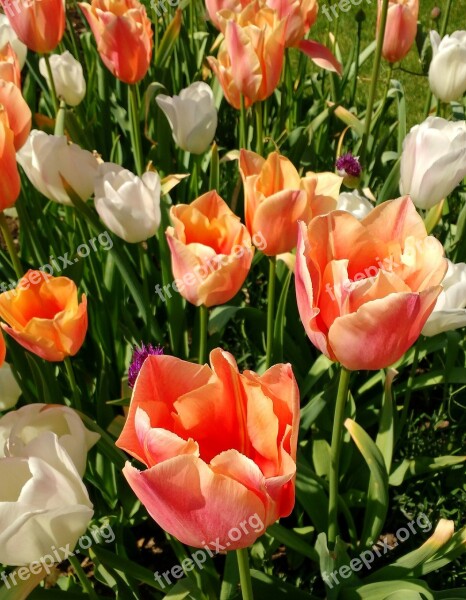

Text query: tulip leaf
(219, 552), (240, 600)
(389, 455), (466, 486)
(327, 102), (364, 136)
(339, 579), (435, 600)
(155, 9), (182, 69)
(377, 157), (401, 203)
(345, 419), (389, 549)
(267, 523), (319, 562)
(0, 569), (47, 600)
(375, 369), (397, 474)
(250, 570), (318, 599)
(315, 533), (356, 600)
(273, 268), (292, 363)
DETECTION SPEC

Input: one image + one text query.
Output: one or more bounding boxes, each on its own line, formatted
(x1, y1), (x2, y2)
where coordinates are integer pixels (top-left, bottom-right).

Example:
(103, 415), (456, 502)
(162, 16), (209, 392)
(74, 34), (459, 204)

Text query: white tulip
(429, 31), (466, 103)
(0, 363), (21, 411)
(400, 117), (466, 209)
(0, 14), (27, 68)
(336, 191), (373, 220)
(422, 260), (466, 337)
(0, 404), (99, 476)
(39, 51), (86, 107)
(17, 130), (99, 205)
(156, 82), (218, 154)
(94, 163), (161, 244)
(0, 435), (93, 566)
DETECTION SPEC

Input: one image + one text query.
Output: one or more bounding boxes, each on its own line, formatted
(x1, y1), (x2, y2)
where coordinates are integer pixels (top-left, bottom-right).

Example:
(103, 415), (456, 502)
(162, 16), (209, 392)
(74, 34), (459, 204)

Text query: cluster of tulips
(0, 0), (465, 598)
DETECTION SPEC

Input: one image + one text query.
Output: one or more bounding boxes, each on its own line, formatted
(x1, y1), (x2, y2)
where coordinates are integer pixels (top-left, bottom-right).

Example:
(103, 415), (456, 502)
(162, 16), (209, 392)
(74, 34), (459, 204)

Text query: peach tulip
(79, 0), (153, 84)
(240, 149), (341, 256)
(379, 0), (419, 63)
(266, 0), (317, 47)
(0, 0), (65, 53)
(207, 5), (285, 109)
(0, 271), (88, 362)
(165, 190), (253, 307)
(0, 80), (31, 150)
(0, 43), (20, 87)
(295, 196), (447, 370)
(0, 110), (20, 211)
(116, 348), (299, 549)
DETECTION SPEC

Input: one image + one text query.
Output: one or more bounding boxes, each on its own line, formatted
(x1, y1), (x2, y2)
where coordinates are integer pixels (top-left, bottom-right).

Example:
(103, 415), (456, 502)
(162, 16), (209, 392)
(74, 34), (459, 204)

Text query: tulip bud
(0, 14), (27, 68)
(156, 82), (218, 154)
(0, 0), (65, 53)
(39, 51), (86, 107)
(0, 79), (31, 150)
(431, 6), (441, 20)
(0, 43), (21, 87)
(428, 30), (466, 103)
(336, 191), (373, 220)
(379, 0), (419, 63)
(79, 0), (153, 84)
(17, 131), (99, 205)
(400, 117), (466, 209)
(422, 260), (466, 337)
(0, 404), (100, 476)
(0, 362), (21, 411)
(0, 435), (93, 566)
(0, 110), (21, 211)
(94, 163), (161, 244)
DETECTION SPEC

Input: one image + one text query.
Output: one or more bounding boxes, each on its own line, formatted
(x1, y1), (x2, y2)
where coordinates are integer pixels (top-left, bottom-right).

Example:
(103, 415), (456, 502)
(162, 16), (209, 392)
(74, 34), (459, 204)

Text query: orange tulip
(207, 4), (285, 109)
(165, 190), (253, 307)
(0, 43), (20, 87)
(266, 0), (317, 47)
(0, 80), (31, 150)
(240, 149), (341, 256)
(79, 0), (153, 84)
(0, 110), (20, 211)
(116, 348), (299, 549)
(0, 271), (88, 362)
(0, 0), (65, 53)
(379, 0), (419, 63)
(0, 332), (5, 367)
(295, 196), (447, 371)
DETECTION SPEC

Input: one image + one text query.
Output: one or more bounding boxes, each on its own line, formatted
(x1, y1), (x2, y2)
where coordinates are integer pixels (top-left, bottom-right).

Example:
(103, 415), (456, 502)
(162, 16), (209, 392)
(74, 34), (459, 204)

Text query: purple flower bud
(336, 153), (362, 178)
(128, 343), (164, 389)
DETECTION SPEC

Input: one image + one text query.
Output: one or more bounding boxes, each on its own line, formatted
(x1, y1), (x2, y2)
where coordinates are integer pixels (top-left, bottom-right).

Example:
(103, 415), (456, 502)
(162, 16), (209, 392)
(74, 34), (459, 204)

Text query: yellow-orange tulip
(0, 0), (65, 53)
(0, 271), (88, 362)
(267, 0), (317, 47)
(240, 149), (341, 256)
(207, 5), (285, 109)
(379, 0), (419, 63)
(295, 197), (446, 370)
(0, 110), (20, 211)
(165, 190), (253, 307)
(0, 43), (20, 87)
(0, 80), (31, 150)
(116, 348), (299, 549)
(79, 0), (153, 84)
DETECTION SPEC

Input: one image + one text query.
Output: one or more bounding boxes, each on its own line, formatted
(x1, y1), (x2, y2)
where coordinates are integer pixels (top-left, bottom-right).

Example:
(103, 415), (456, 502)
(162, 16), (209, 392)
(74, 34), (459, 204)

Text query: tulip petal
(298, 39), (342, 75)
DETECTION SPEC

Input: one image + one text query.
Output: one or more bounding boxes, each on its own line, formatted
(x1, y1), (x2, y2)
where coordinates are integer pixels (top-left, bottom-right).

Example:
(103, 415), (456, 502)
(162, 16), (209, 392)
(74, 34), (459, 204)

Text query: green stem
(64, 356), (82, 411)
(69, 555), (98, 600)
(54, 99), (67, 136)
(129, 84), (144, 176)
(397, 343), (420, 443)
(0, 211), (22, 278)
(255, 101), (263, 155)
(440, 0), (453, 37)
(198, 304), (208, 365)
(328, 365), (351, 551)
(43, 53), (59, 114)
(236, 548), (254, 600)
(265, 257), (276, 370)
(240, 95), (248, 150)
(359, 0), (389, 168)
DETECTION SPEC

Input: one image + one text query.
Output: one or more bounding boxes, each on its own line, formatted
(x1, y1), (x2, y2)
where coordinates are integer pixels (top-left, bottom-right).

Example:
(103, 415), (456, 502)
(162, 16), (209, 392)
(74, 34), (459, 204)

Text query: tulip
(79, 0), (153, 85)
(379, 0), (419, 63)
(337, 191), (374, 220)
(400, 117), (466, 210)
(0, 110), (20, 211)
(0, 271), (88, 362)
(205, 0), (249, 29)
(0, 13), (27, 68)
(0, 435), (93, 566)
(165, 190), (253, 307)
(17, 130), (99, 205)
(239, 150), (341, 256)
(156, 82), (218, 154)
(0, 43), (20, 87)
(0, 79), (31, 150)
(39, 51), (87, 107)
(0, 404), (99, 476)
(0, 362), (21, 411)
(94, 163), (161, 243)
(422, 260), (466, 337)
(0, 0), (65, 53)
(266, 0), (318, 47)
(295, 196), (446, 370)
(0, 331), (4, 366)
(207, 5), (285, 109)
(116, 348), (299, 549)
(429, 30), (466, 103)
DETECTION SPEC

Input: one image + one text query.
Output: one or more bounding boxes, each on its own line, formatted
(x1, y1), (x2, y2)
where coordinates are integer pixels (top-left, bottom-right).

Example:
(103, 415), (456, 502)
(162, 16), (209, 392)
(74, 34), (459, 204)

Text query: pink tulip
(379, 0), (419, 63)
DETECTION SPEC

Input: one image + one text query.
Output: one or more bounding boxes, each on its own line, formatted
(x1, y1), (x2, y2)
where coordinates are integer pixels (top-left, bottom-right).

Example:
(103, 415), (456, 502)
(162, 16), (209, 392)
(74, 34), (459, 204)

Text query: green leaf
(340, 579), (434, 600)
(389, 455), (466, 486)
(376, 369), (397, 473)
(267, 523), (319, 562)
